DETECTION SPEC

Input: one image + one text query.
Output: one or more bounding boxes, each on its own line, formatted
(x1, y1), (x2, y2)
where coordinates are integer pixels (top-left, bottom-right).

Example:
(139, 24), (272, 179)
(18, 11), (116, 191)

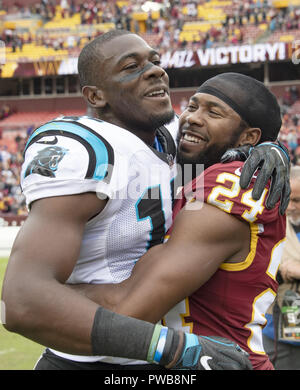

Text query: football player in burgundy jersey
(71, 73), (287, 370)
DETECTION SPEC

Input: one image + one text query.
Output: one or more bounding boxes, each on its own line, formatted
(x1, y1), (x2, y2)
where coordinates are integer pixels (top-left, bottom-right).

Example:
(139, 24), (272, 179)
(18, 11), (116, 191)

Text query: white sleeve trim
(23, 178), (113, 206)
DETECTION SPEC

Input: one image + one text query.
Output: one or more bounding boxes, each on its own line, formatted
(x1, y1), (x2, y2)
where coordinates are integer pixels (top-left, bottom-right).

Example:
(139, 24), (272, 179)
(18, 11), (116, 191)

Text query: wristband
(91, 306), (156, 361)
(147, 324), (163, 363)
(153, 327), (168, 363)
(147, 325), (168, 364)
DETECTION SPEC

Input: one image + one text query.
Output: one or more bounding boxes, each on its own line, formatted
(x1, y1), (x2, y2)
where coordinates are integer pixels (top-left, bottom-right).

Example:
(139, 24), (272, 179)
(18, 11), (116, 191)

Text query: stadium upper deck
(0, 0), (300, 73)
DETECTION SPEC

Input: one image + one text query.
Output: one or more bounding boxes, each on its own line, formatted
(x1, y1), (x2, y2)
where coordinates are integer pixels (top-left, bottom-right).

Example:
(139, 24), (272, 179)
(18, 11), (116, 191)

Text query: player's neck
(128, 128), (156, 146)
(95, 113), (156, 145)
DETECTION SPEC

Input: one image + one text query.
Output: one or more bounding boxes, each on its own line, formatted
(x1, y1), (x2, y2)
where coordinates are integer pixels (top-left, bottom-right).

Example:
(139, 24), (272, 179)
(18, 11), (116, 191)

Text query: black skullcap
(197, 73), (282, 141)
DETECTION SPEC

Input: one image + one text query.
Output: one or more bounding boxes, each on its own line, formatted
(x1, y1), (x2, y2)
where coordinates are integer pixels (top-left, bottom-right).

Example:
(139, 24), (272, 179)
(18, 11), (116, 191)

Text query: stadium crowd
(278, 86), (300, 166)
(1, 0), (300, 54)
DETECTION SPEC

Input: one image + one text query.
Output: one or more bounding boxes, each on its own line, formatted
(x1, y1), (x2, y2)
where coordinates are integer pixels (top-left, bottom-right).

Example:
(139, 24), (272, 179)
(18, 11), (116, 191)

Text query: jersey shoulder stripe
(24, 118), (114, 183)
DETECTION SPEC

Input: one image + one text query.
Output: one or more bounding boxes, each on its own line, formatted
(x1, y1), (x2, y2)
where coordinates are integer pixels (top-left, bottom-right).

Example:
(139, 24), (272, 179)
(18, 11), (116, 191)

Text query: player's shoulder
(22, 115), (117, 182)
(203, 161), (282, 224)
(183, 161), (243, 196)
(20, 116), (132, 206)
(204, 161), (244, 180)
(24, 115), (126, 154)
(194, 161), (245, 195)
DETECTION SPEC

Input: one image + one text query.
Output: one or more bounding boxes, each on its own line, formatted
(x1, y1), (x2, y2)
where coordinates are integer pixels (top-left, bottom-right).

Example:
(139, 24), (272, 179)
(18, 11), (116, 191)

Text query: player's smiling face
(99, 34), (174, 133)
(177, 93), (245, 168)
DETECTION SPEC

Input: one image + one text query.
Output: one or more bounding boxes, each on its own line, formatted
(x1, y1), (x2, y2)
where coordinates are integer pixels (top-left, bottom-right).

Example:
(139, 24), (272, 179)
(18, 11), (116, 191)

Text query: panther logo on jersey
(24, 146), (68, 178)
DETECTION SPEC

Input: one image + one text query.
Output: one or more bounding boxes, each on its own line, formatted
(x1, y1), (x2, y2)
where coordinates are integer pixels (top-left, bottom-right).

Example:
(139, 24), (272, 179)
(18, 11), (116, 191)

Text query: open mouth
(181, 133), (206, 145)
(144, 88), (168, 99)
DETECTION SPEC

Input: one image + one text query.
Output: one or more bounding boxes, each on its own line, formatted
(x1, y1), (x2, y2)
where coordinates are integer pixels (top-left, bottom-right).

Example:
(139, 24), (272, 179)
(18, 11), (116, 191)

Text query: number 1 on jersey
(136, 185), (166, 249)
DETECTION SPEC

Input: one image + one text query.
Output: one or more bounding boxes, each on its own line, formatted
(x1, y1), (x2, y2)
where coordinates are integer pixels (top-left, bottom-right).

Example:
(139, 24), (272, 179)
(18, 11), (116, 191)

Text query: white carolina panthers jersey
(21, 115), (178, 365)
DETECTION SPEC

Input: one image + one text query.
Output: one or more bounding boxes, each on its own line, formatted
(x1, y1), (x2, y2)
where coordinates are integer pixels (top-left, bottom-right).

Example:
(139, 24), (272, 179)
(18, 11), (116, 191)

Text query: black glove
(221, 141), (291, 215)
(173, 333), (252, 370)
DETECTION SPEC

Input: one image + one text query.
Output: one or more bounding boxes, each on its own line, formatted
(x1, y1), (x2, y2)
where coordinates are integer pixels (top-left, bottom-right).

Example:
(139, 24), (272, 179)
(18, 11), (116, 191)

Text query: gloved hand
(221, 141), (291, 215)
(172, 333), (252, 370)
(220, 144), (251, 164)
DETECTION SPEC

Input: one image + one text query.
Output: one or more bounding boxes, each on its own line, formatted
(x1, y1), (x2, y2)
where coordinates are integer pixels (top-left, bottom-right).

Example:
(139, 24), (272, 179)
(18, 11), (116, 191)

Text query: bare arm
(2, 193), (106, 355)
(73, 201), (250, 323)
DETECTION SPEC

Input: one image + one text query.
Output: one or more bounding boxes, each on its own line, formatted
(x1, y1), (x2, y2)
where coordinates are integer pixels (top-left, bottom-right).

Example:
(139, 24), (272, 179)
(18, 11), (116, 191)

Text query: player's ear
(238, 127), (261, 147)
(82, 86), (106, 108)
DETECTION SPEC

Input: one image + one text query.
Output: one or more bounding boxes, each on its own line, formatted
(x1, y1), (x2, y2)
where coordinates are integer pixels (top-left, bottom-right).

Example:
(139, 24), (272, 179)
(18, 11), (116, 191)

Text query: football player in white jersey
(2, 30), (289, 371)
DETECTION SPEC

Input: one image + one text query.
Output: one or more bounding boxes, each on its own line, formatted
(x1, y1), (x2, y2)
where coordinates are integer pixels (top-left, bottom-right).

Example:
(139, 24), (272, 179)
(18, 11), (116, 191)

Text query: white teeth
(183, 134), (202, 143)
(147, 89), (165, 97)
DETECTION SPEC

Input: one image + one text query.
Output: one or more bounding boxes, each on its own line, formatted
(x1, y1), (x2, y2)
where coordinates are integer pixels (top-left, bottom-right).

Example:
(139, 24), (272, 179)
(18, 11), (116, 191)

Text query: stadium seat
(43, 13), (81, 30)
(0, 110), (86, 129)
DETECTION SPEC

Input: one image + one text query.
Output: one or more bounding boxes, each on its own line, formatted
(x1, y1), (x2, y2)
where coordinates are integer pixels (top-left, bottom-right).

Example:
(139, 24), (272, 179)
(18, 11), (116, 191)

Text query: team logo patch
(25, 146), (68, 178)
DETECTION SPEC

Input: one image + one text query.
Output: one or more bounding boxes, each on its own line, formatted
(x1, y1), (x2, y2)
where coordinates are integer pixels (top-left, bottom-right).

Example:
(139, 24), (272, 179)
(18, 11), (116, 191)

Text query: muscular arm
(2, 193), (107, 355)
(74, 201), (250, 323)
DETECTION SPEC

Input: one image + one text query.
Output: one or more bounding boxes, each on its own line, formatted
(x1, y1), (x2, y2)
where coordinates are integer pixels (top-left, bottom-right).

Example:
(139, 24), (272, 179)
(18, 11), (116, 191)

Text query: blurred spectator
(60, 0), (69, 18)
(0, 144), (11, 165)
(0, 138), (27, 217)
(263, 166), (300, 370)
(277, 86), (300, 165)
(287, 129), (298, 155)
(0, 104), (12, 120)
(294, 147), (300, 167)
(290, 86), (299, 104)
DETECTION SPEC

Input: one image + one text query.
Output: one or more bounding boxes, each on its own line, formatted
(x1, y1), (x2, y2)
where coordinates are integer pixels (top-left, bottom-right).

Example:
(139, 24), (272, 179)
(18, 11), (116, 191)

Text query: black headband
(195, 73), (282, 141)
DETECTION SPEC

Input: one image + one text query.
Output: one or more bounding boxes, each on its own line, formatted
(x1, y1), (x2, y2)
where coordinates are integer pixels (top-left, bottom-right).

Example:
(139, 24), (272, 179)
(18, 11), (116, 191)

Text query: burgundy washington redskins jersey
(163, 161), (286, 370)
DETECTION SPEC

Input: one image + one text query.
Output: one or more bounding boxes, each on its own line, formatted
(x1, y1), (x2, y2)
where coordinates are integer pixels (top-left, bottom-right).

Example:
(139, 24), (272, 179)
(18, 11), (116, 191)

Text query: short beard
(177, 134), (241, 169)
(176, 122), (246, 184)
(143, 109), (175, 132)
(176, 142), (235, 186)
(119, 106), (175, 134)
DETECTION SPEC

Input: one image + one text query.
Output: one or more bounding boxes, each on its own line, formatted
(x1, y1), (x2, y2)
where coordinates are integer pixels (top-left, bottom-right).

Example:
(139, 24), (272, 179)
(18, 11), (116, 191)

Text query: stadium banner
(1, 41), (299, 77)
(160, 41), (290, 68)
